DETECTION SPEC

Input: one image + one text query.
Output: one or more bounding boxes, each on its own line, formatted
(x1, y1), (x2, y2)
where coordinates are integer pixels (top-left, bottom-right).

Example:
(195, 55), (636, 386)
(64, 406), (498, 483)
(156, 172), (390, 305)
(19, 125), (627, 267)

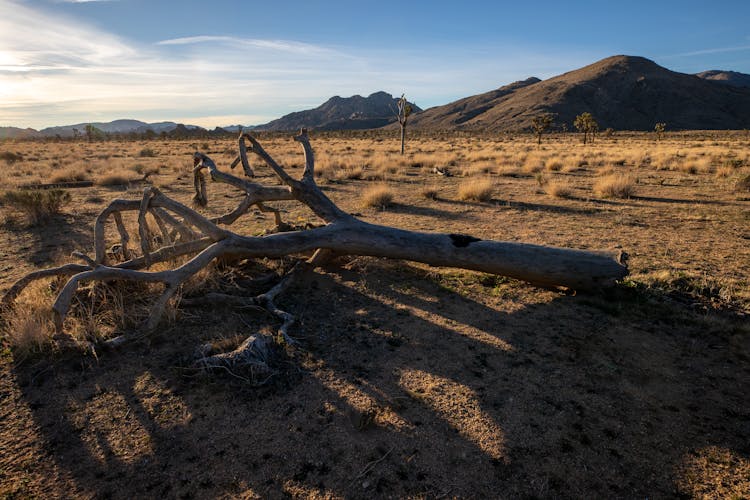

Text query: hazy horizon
(2, 0), (749, 130)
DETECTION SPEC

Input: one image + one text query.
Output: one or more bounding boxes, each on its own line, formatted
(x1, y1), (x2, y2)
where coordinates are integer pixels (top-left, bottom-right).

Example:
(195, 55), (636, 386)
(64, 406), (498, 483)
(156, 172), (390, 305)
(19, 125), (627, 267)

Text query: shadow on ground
(6, 259), (750, 498)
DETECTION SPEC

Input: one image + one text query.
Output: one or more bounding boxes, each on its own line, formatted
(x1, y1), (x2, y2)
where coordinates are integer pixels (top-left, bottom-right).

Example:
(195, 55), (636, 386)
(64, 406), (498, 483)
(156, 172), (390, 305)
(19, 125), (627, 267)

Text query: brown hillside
(408, 55), (750, 131)
(696, 70), (750, 88)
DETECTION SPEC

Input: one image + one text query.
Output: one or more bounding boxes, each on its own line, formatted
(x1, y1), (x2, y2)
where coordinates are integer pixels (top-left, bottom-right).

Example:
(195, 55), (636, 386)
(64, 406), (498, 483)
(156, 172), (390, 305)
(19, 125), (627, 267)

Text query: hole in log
(449, 234), (482, 247)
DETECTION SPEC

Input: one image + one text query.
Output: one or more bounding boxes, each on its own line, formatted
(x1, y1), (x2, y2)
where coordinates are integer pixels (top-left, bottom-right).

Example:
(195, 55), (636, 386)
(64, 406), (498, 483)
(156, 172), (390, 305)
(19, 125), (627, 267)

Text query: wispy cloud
(0, 0), (596, 129)
(157, 36), (338, 56)
(668, 44), (750, 57)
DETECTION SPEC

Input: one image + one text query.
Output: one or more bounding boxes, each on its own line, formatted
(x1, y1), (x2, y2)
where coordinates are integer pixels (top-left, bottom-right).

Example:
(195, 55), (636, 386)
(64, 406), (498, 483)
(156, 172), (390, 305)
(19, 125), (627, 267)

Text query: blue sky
(1, 0), (749, 129)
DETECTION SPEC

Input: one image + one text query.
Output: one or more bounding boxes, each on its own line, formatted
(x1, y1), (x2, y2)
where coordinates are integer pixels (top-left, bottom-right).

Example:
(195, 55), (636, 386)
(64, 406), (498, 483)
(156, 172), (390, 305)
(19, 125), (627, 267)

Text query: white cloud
(157, 36), (339, 56)
(0, 0), (597, 129)
(668, 45), (750, 57)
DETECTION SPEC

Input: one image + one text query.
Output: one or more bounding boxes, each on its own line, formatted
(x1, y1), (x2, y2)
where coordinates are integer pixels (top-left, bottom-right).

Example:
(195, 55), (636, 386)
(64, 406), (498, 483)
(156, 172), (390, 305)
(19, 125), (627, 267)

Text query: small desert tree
(573, 112), (598, 145)
(531, 113), (554, 145)
(84, 124), (105, 142)
(396, 94), (412, 155)
(654, 122), (666, 141)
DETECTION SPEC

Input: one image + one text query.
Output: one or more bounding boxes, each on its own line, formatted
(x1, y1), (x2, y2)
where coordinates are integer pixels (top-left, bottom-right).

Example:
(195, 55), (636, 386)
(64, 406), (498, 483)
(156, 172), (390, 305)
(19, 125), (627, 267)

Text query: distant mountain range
(0, 120), (207, 140)
(2, 57), (750, 138)
(407, 55), (750, 131)
(252, 91), (422, 131)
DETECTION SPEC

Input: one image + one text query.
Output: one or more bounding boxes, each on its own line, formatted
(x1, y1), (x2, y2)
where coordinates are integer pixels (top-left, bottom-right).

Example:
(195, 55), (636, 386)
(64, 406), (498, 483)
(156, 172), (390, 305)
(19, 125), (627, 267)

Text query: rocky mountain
(695, 70), (750, 88)
(253, 91), (422, 131)
(408, 55), (750, 131)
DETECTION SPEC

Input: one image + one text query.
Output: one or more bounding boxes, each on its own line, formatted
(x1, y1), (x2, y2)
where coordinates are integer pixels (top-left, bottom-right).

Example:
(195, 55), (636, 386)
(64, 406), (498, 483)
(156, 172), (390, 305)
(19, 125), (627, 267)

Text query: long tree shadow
(437, 196), (603, 215)
(2, 213), (91, 267)
(8, 259), (749, 498)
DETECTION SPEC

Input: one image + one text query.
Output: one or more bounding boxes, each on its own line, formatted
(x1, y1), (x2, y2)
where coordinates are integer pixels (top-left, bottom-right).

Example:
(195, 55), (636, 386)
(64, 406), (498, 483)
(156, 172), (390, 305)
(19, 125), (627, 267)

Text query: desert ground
(0, 130), (748, 498)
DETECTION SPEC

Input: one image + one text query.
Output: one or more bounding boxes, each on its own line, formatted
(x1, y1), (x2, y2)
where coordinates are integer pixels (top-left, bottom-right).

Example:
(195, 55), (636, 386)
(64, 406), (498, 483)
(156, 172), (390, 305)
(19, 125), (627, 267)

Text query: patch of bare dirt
(1, 134), (749, 498)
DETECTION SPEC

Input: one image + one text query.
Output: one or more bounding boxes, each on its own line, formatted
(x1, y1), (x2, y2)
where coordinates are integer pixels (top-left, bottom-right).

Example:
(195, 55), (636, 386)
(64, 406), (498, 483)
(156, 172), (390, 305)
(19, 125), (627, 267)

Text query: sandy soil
(0, 133), (748, 498)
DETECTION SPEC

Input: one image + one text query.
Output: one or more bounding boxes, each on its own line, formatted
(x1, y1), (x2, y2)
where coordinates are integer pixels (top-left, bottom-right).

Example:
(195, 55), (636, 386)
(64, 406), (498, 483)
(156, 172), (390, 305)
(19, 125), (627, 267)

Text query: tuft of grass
(594, 174), (636, 198)
(421, 186), (439, 200)
(457, 179), (494, 202)
(138, 148), (157, 158)
(95, 173), (131, 186)
(0, 151), (24, 165)
(361, 184), (395, 208)
(545, 180), (574, 198)
(736, 173), (750, 192)
(1, 282), (56, 358)
(2, 189), (71, 224)
(49, 167), (90, 184)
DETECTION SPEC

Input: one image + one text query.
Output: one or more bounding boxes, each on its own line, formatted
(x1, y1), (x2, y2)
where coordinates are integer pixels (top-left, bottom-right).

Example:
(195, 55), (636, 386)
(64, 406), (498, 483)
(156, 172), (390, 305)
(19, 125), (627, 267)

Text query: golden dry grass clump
(1, 188), (71, 225)
(545, 179), (574, 198)
(457, 178), (494, 202)
(1, 281), (56, 357)
(361, 184), (395, 208)
(594, 173), (636, 198)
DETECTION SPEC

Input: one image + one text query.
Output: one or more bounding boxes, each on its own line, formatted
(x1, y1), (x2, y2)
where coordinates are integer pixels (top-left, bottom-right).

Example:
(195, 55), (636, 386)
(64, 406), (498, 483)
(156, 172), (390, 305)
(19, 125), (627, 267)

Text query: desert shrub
(546, 180), (573, 198)
(95, 173), (131, 186)
(421, 187), (439, 200)
(546, 159), (563, 171)
(138, 147), (157, 158)
(1, 282), (56, 357)
(457, 179), (494, 202)
(594, 174), (636, 198)
(715, 165), (733, 178)
(361, 184), (394, 208)
(50, 167), (90, 183)
(0, 151), (23, 164)
(736, 173), (750, 192)
(341, 166), (364, 180)
(2, 189), (71, 224)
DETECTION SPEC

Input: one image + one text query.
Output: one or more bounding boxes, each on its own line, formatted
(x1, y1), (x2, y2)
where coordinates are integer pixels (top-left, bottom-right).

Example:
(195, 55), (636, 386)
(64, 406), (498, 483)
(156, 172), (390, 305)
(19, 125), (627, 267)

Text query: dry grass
(0, 132), (749, 499)
(545, 179), (574, 198)
(594, 173), (636, 198)
(361, 184), (395, 208)
(457, 178), (494, 202)
(1, 282), (56, 357)
(421, 186), (439, 200)
(49, 166), (90, 184)
(95, 173), (132, 186)
(1, 188), (71, 224)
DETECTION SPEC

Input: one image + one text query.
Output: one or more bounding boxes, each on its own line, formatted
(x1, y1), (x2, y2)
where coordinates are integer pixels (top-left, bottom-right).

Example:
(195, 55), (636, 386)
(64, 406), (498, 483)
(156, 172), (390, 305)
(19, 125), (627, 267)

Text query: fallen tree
(2, 130), (628, 372)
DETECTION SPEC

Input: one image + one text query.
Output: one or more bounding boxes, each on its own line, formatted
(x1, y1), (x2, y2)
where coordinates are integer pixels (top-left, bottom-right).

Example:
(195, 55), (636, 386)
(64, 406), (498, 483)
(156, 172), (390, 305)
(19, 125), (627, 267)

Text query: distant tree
(395, 94), (413, 155)
(72, 128), (80, 140)
(531, 113), (554, 145)
(654, 122), (666, 140)
(84, 124), (105, 142)
(573, 112), (598, 145)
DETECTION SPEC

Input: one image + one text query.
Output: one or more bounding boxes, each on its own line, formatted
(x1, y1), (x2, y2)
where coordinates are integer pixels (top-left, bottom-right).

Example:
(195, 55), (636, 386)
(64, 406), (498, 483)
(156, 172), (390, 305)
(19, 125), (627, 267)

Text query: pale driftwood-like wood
(2, 130), (627, 369)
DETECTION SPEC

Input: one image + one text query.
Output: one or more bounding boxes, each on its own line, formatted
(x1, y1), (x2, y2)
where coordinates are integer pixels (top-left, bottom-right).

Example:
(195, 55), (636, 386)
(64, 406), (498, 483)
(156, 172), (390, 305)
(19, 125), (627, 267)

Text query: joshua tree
(654, 122), (666, 141)
(396, 94), (412, 155)
(531, 114), (554, 145)
(573, 112), (598, 145)
(84, 124), (104, 142)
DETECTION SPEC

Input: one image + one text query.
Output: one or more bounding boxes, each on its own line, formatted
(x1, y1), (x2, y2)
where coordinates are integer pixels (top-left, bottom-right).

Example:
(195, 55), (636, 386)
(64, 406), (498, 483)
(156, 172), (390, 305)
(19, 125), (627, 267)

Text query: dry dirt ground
(0, 132), (749, 498)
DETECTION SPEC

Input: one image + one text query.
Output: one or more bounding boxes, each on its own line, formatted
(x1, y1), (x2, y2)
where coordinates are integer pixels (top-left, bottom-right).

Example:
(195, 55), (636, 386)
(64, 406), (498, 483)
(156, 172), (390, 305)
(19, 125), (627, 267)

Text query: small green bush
(2, 189), (71, 224)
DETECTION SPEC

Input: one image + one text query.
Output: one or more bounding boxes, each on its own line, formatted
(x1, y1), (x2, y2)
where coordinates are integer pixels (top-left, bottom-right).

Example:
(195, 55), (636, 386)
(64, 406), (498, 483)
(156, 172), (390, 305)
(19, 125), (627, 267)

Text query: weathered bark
(2, 129), (627, 367)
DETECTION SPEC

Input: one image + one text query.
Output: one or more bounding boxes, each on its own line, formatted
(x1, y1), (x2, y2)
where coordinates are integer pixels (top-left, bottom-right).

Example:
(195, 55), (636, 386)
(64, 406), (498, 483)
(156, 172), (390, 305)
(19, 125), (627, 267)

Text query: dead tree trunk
(2, 130), (627, 369)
